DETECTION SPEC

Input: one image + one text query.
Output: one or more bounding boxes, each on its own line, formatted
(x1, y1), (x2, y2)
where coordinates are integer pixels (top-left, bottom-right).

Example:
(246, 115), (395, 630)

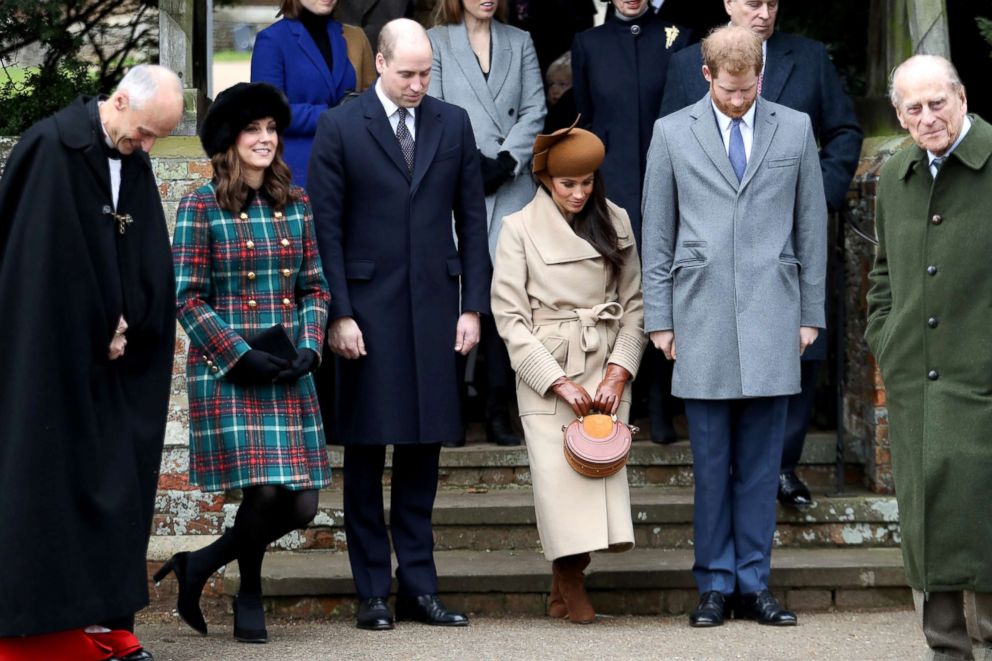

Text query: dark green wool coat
(866, 114), (992, 591)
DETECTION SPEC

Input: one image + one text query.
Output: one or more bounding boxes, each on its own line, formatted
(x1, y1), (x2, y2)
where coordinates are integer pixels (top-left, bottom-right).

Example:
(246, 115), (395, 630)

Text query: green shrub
(0, 61), (100, 135)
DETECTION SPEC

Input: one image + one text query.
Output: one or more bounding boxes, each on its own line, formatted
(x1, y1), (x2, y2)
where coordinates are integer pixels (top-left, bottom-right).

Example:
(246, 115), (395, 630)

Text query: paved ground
(138, 610), (921, 660)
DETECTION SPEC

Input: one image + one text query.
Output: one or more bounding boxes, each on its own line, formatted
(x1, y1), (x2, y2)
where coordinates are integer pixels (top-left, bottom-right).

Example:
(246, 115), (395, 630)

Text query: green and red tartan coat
(174, 183), (331, 492)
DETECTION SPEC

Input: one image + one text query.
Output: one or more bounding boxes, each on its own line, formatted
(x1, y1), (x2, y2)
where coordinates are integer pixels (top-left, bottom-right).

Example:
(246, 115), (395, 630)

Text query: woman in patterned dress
(156, 83), (331, 644)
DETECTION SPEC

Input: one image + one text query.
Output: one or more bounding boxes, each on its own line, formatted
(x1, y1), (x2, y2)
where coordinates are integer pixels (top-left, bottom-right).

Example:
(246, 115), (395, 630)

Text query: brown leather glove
(550, 376), (593, 417)
(593, 364), (632, 414)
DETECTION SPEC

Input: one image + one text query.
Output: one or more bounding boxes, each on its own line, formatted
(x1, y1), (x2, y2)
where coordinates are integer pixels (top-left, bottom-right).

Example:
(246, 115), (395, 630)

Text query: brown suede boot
(553, 553), (595, 624)
(547, 565), (568, 618)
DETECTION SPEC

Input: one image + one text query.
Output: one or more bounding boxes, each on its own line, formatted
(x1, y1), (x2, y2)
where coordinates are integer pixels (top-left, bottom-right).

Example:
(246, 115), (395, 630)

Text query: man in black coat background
(0, 65), (183, 657)
(659, 0), (863, 507)
(308, 19), (489, 631)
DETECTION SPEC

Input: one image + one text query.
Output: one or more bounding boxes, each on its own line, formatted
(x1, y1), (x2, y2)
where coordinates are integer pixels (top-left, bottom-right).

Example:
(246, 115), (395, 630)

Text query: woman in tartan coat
(156, 83), (330, 644)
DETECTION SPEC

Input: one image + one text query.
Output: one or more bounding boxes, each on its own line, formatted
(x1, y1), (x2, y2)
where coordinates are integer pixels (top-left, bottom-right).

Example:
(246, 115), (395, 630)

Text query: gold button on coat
(246, 240), (255, 249)
(248, 300), (257, 308)
(280, 238), (290, 247)
(247, 271), (256, 280)
(239, 212), (248, 220)
(282, 269), (291, 278)
(274, 211), (283, 219)
(282, 298), (292, 306)
(211, 366), (220, 373)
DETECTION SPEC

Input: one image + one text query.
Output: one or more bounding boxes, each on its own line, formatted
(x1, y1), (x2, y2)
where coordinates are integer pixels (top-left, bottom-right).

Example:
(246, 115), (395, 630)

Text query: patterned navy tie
(396, 106), (415, 174)
(729, 118), (746, 183)
(931, 155), (946, 178)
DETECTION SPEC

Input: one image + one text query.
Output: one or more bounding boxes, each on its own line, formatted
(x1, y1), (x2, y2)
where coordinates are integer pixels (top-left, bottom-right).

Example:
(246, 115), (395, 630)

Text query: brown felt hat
(532, 116), (605, 189)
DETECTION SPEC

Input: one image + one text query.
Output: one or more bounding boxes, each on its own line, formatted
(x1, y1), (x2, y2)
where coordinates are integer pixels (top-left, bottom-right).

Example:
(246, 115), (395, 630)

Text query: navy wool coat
(571, 11), (692, 244)
(173, 185), (331, 492)
(308, 88), (490, 445)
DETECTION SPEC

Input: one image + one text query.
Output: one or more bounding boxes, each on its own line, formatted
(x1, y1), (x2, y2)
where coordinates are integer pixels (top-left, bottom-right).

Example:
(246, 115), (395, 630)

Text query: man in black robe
(0, 64), (183, 658)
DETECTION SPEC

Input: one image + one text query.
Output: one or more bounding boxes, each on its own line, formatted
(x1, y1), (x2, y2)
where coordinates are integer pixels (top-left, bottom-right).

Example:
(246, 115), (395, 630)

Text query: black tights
(187, 486), (318, 597)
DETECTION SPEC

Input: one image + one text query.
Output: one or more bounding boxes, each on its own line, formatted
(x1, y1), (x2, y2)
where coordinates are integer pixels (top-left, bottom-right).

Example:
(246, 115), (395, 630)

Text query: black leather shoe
(233, 593), (268, 643)
(120, 651), (154, 661)
(689, 591), (728, 627)
(395, 594), (469, 626)
(442, 439), (466, 448)
(485, 411), (521, 446)
(735, 590), (797, 626)
(777, 471), (814, 508)
(356, 597), (395, 631)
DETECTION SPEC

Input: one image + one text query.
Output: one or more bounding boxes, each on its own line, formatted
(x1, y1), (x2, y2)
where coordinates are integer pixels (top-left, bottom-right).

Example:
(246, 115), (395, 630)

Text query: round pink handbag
(562, 414), (638, 478)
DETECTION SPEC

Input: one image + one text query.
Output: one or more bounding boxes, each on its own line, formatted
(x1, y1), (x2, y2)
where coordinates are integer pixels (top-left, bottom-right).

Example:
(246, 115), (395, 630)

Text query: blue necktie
(729, 118), (746, 183)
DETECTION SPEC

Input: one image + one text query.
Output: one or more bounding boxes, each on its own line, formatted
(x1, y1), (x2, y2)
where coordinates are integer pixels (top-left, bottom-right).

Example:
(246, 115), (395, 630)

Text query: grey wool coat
(866, 116), (992, 592)
(641, 95), (827, 399)
(428, 20), (546, 259)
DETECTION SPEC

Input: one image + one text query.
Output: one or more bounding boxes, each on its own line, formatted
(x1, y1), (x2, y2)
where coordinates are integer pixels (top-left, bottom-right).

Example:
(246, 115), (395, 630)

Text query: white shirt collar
(375, 78), (415, 121)
(711, 99), (757, 134)
(928, 114), (972, 167)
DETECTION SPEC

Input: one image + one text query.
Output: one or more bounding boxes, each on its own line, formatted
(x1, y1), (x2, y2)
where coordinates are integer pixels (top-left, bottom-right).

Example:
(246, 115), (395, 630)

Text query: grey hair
(116, 64), (184, 109)
(889, 54), (964, 107)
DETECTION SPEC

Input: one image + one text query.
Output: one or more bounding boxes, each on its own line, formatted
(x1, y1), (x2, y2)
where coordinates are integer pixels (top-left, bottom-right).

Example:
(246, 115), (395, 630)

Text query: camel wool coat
(492, 188), (647, 560)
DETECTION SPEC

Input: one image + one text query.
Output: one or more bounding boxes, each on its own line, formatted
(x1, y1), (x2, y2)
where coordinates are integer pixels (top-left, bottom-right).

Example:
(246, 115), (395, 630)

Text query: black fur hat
(199, 82), (291, 158)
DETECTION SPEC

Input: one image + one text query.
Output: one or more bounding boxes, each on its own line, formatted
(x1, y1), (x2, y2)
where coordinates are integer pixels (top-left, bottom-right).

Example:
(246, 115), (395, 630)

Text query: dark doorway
(947, 0), (992, 119)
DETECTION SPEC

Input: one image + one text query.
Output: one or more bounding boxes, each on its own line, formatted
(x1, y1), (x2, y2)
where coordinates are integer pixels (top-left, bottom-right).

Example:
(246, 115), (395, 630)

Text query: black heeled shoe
(233, 593), (268, 643)
(153, 552), (208, 635)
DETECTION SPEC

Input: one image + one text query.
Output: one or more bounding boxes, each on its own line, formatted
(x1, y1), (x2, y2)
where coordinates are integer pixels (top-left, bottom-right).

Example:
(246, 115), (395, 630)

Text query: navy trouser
(781, 360), (822, 473)
(685, 396), (788, 595)
(343, 443), (442, 599)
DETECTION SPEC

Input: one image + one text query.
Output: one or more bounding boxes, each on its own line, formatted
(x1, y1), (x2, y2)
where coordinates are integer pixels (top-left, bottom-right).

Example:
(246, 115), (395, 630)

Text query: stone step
(152, 486), (899, 553)
(218, 547), (910, 617)
(321, 431), (859, 491)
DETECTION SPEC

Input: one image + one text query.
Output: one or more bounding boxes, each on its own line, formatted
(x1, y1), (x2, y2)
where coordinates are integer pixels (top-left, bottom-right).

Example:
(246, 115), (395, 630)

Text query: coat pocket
(767, 157), (799, 169)
(671, 241), (708, 272)
(345, 259), (375, 281)
(435, 146), (460, 162)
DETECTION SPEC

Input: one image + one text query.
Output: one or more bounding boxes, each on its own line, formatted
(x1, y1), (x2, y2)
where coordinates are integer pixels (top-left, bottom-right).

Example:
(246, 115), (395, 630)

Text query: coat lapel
(689, 95), (740, 191)
(449, 22), (502, 127)
(739, 98), (778, 190)
(288, 18), (336, 92)
(522, 188), (603, 265)
(361, 89), (411, 180)
(486, 21), (512, 101)
(760, 32), (793, 103)
(410, 97), (443, 194)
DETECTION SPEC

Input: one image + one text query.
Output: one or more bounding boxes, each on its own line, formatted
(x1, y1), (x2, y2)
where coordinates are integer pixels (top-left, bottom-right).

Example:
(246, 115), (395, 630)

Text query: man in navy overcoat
(659, 0), (863, 506)
(308, 18), (489, 630)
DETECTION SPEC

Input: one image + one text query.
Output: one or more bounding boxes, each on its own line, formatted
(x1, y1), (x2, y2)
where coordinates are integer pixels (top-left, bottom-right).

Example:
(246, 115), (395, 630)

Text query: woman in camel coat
(491, 123), (646, 623)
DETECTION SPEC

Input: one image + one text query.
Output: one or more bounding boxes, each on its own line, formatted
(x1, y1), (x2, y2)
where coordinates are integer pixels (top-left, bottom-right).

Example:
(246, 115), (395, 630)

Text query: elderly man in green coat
(867, 54), (992, 661)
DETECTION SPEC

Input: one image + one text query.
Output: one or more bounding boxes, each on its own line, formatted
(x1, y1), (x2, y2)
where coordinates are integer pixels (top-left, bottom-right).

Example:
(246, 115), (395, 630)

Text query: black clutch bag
(246, 324), (298, 362)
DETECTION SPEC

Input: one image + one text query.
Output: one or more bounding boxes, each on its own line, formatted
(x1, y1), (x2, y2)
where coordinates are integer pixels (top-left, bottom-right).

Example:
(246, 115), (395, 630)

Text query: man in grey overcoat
(868, 54), (992, 661)
(641, 26), (826, 628)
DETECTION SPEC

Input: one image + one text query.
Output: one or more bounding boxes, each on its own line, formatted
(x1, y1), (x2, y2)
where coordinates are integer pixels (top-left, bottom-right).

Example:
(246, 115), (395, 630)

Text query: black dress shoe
(442, 439), (466, 448)
(356, 597), (395, 631)
(777, 471), (814, 508)
(233, 593), (268, 643)
(689, 591), (728, 627)
(152, 552), (209, 635)
(120, 651), (154, 661)
(735, 590), (797, 626)
(485, 411), (522, 446)
(395, 594), (469, 626)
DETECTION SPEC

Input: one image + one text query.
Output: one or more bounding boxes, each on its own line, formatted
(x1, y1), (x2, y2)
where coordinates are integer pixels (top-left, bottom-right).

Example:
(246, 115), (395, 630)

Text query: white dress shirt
(712, 100), (757, 162)
(375, 78), (417, 140)
(928, 115), (972, 178)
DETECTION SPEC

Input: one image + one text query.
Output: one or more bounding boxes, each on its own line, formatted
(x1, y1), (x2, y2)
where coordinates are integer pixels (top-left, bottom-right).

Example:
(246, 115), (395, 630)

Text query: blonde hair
(701, 25), (763, 78)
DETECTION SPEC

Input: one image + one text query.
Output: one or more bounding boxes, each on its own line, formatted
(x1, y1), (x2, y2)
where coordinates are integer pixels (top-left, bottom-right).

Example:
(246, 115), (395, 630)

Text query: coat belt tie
(531, 302), (624, 376)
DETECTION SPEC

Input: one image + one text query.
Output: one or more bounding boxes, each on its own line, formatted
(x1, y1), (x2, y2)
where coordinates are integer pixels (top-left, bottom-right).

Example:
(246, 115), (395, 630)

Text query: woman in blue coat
(428, 0), (545, 446)
(156, 83), (331, 644)
(251, 0), (376, 188)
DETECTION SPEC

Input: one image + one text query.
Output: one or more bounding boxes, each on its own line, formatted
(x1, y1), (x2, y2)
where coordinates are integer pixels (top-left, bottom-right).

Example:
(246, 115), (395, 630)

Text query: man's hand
(108, 315), (128, 360)
(799, 326), (819, 356)
(327, 317), (367, 359)
(650, 330), (676, 360)
(454, 312), (481, 355)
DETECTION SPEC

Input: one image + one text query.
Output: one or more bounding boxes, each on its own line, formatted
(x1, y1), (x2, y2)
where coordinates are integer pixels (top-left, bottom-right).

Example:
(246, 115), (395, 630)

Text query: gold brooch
(665, 26), (680, 49)
(102, 205), (134, 235)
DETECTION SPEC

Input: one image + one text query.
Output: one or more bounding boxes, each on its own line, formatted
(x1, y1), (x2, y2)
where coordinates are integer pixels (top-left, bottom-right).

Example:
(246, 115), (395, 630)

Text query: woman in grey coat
(428, 0), (546, 446)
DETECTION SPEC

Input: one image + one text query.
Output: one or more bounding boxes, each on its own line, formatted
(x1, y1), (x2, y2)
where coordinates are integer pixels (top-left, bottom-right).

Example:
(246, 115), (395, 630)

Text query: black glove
(479, 151), (517, 195)
(274, 348), (319, 384)
(226, 349), (289, 385)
